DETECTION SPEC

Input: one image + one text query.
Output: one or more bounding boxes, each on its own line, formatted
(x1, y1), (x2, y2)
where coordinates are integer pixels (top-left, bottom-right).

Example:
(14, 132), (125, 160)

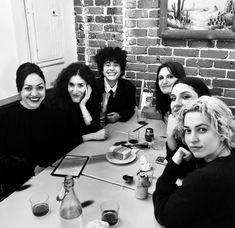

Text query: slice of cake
(113, 147), (131, 160)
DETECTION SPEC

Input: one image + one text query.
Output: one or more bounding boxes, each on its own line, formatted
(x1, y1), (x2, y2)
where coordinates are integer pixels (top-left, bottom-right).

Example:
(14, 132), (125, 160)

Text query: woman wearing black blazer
(94, 46), (136, 124)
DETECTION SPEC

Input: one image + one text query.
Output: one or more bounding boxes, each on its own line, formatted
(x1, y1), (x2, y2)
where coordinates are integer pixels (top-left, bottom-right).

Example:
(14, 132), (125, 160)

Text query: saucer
(106, 152), (137, 165)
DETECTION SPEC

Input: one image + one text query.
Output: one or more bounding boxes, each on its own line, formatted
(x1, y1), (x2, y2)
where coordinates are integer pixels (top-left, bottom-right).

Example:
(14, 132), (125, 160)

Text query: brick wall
(74, 0), (235, 113)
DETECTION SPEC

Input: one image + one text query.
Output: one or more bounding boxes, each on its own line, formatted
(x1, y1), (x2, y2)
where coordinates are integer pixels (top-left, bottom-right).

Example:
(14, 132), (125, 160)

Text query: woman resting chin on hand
(45, 62), (110, 153)
(153, 96), (235, 228)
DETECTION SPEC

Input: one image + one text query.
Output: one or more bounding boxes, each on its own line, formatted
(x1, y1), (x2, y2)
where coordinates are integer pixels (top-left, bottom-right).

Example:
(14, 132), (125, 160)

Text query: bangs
(104, 57), (119, 64)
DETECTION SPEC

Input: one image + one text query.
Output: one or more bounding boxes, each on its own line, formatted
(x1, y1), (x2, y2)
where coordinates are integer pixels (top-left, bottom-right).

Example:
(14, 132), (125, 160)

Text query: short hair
(173, 77), (211, 97)
(16, 62), (45, 92)
(94, 46), (127, 77)
(155, 61), (186, 120)
(52, 62), (95, 109)
(177, 96), (235, 149)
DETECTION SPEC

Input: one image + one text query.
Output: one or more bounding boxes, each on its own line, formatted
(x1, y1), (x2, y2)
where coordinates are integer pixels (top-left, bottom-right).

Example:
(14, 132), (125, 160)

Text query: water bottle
(59, 175), (82, 228)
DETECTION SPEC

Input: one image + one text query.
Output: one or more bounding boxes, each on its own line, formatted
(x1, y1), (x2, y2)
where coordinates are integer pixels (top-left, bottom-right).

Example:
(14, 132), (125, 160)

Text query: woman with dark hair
(153, 96), (235, 227)
(166, 77), (211, 160)
(45, 62), (109, 151)
(94, 46), (136, 124)
(155, 61), (186, 121)
(0, 62), (59, 197)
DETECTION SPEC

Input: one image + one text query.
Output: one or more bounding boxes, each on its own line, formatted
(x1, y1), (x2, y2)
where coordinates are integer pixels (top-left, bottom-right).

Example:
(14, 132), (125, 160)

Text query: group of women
(153, 61), (235, 227)
(0, 47), (136, 198)
(1, 46), (235, 226)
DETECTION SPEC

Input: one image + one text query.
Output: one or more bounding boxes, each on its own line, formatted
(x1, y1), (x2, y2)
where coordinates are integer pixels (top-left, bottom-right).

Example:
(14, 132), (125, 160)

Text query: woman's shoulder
(118, 78), (136, 91)
(0, 101), (22, 116)
(184, 154), (235, 185)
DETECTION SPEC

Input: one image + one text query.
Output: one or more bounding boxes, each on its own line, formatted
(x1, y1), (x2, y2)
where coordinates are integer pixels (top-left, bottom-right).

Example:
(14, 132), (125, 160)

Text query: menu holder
(51, 155), (89, 178)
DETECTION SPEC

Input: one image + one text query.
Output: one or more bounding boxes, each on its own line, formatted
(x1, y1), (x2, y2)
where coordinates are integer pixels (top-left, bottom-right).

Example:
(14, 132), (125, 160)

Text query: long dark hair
(155, 61), (186, 121)
(51, 62), (95, 110)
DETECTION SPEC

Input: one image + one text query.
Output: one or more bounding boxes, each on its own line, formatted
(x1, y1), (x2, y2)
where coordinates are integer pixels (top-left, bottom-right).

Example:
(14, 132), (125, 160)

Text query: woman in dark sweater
(44, 62), (109, 152)
(0, 63), (61, 198)
(153, 96), (235, 228)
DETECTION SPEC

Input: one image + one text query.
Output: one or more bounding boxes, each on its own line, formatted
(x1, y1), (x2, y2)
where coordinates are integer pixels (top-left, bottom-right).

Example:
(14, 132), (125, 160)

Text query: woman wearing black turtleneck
(0, 63), (63, 198)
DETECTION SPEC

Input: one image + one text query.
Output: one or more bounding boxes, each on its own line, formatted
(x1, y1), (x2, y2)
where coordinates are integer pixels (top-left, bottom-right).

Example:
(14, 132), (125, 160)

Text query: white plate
(106, 152), (137, 165)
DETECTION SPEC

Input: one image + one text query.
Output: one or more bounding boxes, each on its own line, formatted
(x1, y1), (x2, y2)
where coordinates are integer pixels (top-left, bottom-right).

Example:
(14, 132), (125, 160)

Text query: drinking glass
(128, 131), (139, 144)
(29, 192), (49, 217)
(100, 200), (120, 227)
(136, 109), (147, 125)
(151, 136), (166, 157)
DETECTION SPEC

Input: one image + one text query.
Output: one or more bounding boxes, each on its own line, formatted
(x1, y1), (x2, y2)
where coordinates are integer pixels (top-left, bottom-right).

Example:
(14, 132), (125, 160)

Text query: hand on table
(83, 128), (110, 142)
(95, 128), (110, 140)
(107, 112), (120, 123)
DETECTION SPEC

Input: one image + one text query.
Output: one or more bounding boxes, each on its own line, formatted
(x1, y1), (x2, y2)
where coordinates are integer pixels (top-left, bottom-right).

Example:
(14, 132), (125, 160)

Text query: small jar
(145, 128), (154, 142)
(137, 168), (153, 184)
(135, 173), (150, 200)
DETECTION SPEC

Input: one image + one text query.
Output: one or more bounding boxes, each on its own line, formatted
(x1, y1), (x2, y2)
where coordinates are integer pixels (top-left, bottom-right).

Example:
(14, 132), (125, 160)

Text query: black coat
(95, 77), (136, 122)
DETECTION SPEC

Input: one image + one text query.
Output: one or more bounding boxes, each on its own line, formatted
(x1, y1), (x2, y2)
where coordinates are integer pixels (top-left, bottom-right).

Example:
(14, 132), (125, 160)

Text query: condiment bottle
(135, 173), (150, 200)
(59, 175), (82, 227)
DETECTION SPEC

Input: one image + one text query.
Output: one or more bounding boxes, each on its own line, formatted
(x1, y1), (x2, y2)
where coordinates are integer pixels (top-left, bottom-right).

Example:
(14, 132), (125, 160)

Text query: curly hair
(16, 62), (45, 92)
(177, 96), (235, 149)
(52, 62), (95, 110)
(155, 61), (186, 121)
(94, 46), (127, 77)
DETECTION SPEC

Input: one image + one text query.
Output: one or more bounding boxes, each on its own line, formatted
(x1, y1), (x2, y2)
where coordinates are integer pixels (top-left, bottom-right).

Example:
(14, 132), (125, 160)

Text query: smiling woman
(43, 62), (109, 150)
(0, 62), (63, 198)
(94, 47), (136, 124)
(19, 73), (46, 110)
(155, 61), (186, 122)
(153, 96), (235, 228)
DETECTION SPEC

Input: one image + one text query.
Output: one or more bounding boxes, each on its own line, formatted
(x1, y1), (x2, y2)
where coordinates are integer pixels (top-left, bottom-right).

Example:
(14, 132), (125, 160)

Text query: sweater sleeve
(82, 94), (102, 134)
(165, 138), (185, 161)
(152, 159), (208, 227)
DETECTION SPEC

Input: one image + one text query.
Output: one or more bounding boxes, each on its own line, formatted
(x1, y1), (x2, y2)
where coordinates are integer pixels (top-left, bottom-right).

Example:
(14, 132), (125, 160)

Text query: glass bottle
(135, 173), (150, 200)
(59, 175), (82, 227)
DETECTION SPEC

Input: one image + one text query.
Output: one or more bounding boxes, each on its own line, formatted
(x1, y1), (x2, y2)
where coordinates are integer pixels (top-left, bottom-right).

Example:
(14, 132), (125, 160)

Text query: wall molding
(0, 95), (19, 106)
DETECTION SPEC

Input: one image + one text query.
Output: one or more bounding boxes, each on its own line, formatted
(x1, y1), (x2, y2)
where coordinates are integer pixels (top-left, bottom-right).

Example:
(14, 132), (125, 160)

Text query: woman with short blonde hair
(153, 96), (235, 227)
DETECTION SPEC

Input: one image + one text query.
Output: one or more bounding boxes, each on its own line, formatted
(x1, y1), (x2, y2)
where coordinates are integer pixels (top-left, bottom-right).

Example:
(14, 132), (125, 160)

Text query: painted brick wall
(74, 0), (235, 113)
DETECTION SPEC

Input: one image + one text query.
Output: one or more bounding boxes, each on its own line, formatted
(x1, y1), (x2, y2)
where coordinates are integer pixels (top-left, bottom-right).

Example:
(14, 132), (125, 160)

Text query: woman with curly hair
(153, 96), (235, 228)
(45, 62), (109, 152)
(166, 77), (211, 160)
(94, 46), (136, 124)
(155, 61), (186, 121)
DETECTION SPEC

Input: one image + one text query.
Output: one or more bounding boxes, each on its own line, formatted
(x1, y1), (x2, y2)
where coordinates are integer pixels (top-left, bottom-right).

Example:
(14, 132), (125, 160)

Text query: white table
(0, 115), (166, 228)
(69, 115), (167, 194)
(0, 169), (161, 228)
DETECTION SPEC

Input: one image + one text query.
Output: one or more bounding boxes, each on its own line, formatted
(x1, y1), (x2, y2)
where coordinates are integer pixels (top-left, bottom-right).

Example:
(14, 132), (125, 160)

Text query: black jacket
(95, 77), (136, 122)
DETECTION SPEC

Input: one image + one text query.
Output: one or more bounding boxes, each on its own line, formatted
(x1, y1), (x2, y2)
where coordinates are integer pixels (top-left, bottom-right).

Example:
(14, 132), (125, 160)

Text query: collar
(104, 78), (118, 93)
